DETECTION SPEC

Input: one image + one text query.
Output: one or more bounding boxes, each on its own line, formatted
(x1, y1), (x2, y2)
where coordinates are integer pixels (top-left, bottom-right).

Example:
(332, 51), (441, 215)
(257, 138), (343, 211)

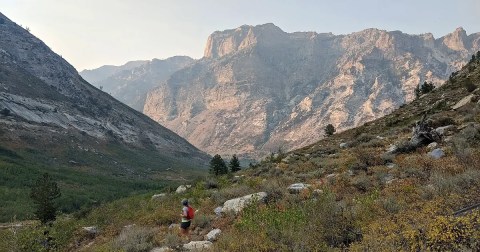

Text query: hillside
(80, 57), (194, 111)
(0, 12), (209, 222)
(144, 24), (480, 159)
(4, 51), (478, 251)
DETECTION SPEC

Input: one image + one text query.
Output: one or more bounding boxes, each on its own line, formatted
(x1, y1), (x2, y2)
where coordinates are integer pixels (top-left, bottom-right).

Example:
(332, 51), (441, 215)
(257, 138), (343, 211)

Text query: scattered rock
(428, 148), (445, 159)
(151, 247), (173, 252)
(205, 228), (222, 241)
(427, 142), (438, 150)
(339, 142), (348, 148)
(386, 163), (396, 169)
(176, 185), (188, 194)
(222, 192), (267, 214)
(168, 224), (179, 230)
(183, 241), (213, 251)
(313, 189), (324, 195)
(82, 226), (98, 236)
(326, 173), (337, 179)
(151, 193), (166, 200)
(376, 136), (385, 140)
(435, 125), (454, 136)
(213, 206), (223, 216)
(386, 144), (398, 153)
(452, 94), (475, 110)
(383, 175), (396, 184)
(287, 183), (311, 194)
(123, 224), (136, 229)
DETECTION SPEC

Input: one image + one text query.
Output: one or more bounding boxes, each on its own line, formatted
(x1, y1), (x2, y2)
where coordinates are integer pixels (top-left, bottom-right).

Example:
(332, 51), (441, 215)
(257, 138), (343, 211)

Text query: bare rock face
(80, 56), (194, 111)
(0, 12), (209, 171)
(144, 23), (480, 159)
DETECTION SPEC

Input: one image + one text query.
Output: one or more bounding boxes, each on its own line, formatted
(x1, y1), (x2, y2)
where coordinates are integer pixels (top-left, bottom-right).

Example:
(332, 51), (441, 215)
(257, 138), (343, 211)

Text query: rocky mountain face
(80, 57), (194, 111)
(144, 23), (480, 158)
(0, 12), (209, 173)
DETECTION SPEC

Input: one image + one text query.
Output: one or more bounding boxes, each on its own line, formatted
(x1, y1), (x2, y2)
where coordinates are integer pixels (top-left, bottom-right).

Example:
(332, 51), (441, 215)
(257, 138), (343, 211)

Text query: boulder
(205, 228), (222, 241)
(435, 125), (454, 136)
(287, 183), (311, 194)
(222, 192), (267, 214)
(339, 143), (348, 148)
(151, 193), (166, 200)
(183, 241), (213, 251)
(151, 247), (173, 252)
(452, 94), (475, 110)
(176, 185), (188, 194)
(427, 142), (438, 150)
(428, 148), (445, 159)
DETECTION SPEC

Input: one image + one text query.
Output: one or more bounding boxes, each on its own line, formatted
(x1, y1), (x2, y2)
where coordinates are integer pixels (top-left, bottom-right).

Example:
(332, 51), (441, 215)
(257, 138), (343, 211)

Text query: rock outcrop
(144, 24), (480, 158)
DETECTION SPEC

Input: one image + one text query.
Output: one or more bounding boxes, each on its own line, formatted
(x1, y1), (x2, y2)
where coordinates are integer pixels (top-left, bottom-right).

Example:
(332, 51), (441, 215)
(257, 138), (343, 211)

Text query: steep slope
(0, 12), (209, 221)
(87, 56), (194, 111)
(144, 24), (480, 158)
(80, 60), (148, 84)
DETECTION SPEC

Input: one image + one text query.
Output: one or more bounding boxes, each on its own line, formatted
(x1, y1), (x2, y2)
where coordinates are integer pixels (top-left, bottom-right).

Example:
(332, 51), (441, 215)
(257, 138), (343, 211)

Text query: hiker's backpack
(187, 206), (195, 220)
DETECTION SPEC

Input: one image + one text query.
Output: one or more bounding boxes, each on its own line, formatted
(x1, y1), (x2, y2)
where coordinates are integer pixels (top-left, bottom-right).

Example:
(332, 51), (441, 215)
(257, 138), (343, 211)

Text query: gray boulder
(428, 148), (445, 159)
(151, 193), (166, 200)
(205, 228), (222, 241)
(150, 247), (173, 252)
(287, 183), (311, 194)
(176, 185), (191, 194)
(452, 94), (475, 110)
(222, 192), (267, 214)
(427, 142), (438, 150)
(183, 241), (213, 251)
(339, 143), (348, 148)
(435, 125), (454, 136)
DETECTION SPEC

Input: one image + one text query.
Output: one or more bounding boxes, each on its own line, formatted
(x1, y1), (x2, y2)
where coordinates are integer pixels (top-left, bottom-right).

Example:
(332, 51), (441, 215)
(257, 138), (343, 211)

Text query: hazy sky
(1, 0), (479, 70)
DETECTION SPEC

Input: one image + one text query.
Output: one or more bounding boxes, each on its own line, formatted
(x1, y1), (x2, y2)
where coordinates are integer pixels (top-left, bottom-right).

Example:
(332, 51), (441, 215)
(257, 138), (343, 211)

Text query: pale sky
(1, 0), (479, 71)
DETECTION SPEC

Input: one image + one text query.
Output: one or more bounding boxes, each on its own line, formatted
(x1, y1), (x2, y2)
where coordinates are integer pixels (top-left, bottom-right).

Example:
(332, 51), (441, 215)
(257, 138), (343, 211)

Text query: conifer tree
(229, 154), (241, 173)
(209, 154), (228, 176)
(30, 173), (61, 224)
(325, 124), (336, 136)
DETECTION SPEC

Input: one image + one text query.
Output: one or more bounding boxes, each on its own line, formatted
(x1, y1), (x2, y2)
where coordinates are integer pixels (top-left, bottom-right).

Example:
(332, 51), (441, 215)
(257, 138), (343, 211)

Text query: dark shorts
(180, 221), (191, 229)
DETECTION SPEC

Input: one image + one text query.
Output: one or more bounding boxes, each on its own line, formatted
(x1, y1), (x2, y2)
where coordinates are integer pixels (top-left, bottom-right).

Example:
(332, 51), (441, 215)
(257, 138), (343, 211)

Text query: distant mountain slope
(80, 60), (148, 84)
(0, 12), (209, 221)
(83, 56), (194, 111)
(144, 23), (480, 158)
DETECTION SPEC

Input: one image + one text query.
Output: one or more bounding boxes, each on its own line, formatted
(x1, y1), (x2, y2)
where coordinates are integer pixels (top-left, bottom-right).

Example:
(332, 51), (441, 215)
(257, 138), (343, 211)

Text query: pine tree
(324, 124), (336, 136)
(30, 173), (61, 224)
(209, 154), (228, 176)
(420, 81), (435, 94)
(229, 154), (241, 173)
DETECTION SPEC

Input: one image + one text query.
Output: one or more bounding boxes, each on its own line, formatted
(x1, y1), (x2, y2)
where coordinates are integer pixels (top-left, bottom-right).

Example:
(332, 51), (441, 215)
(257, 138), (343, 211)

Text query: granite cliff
(144, 24), (480, 158)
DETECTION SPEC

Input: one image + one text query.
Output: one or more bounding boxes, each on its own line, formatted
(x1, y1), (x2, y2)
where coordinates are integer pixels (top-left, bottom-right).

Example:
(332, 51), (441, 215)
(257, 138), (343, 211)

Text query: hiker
(180, 199), (194, 237)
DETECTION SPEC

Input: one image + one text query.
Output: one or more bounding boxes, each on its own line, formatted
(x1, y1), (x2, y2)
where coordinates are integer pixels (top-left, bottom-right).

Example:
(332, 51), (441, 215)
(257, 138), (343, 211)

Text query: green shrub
(464, 78), (477, 92)
(112, 226), (155, 252)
